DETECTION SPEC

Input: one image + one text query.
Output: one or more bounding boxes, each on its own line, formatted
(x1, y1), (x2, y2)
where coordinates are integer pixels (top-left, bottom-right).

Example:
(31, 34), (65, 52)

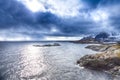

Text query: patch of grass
(116, 50), (120, 58)
(113, 45), (120, 49)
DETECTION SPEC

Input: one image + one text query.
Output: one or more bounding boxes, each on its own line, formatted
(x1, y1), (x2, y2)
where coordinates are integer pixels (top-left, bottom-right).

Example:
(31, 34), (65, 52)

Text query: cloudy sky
(0, 0), (120, 41)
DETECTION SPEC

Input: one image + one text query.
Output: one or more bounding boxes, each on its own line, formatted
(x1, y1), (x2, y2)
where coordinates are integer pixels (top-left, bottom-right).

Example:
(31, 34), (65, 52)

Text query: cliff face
(77, 44), (120, 75)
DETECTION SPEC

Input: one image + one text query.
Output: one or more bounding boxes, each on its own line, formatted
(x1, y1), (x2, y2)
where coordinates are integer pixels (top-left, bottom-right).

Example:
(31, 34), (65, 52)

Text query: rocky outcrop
(77, 55), (120, 71)
(85, 44), (112, 52)
(77, 44), (120, 76)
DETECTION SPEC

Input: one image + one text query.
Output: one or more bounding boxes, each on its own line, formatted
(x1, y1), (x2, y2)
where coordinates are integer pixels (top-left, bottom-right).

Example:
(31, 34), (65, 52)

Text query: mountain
(73, 32), (120, 44)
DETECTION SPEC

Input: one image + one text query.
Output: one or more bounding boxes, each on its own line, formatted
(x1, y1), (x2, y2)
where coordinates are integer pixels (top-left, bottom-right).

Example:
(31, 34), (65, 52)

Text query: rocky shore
(77, 43), (120, 76)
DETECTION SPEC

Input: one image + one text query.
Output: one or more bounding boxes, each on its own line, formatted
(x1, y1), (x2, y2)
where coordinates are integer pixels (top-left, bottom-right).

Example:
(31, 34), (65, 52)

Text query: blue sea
(0, 42), (114, 80)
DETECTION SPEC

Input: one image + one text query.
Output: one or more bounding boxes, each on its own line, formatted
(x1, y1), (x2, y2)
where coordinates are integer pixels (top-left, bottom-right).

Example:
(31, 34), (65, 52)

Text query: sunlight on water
(0, 42), (114, 80)
(19, 45), (46, 79)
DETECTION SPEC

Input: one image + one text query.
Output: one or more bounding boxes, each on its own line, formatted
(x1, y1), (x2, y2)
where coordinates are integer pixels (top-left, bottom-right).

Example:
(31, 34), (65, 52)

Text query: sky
(0, 0), (120, 41)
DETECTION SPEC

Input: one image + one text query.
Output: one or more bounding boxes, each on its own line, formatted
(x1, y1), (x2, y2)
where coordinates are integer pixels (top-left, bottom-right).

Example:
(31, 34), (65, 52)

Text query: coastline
(77, 43), (120, 76)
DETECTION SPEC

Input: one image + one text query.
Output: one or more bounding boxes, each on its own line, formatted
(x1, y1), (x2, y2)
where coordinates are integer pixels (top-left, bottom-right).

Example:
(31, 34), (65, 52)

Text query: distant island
(33, 43), (60, 47)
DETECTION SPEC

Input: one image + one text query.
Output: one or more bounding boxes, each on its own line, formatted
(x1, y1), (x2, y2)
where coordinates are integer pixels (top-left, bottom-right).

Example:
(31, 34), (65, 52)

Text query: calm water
(0, 42), (113, 80)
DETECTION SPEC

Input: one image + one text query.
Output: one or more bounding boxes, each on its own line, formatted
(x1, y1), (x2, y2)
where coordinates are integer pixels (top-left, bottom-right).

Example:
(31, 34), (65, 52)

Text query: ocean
(0, 41), (112, 80)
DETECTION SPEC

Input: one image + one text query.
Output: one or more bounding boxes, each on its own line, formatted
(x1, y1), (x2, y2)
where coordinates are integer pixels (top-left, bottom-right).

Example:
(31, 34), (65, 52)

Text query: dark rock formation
(78, 55), (120, 71)
(85, 44), (112, 52)
(77, 44), (120, 76)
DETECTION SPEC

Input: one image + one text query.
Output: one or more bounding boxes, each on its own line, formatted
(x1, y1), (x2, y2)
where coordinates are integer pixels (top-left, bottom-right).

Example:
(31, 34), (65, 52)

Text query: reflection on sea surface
(0, 42), (113, 80)
(19, 45), (47, 79)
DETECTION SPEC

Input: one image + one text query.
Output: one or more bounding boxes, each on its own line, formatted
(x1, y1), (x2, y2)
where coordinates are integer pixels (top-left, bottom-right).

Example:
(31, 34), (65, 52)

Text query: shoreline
(77, 43), (120, 76)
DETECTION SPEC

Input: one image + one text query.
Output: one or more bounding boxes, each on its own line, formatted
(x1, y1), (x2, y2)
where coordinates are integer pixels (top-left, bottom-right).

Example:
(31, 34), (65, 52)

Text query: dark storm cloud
(0, 0), (120, 40)
(82, 0), (120, 8)
(82, 0), (102, 8)
(0, 0), (35, 29)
